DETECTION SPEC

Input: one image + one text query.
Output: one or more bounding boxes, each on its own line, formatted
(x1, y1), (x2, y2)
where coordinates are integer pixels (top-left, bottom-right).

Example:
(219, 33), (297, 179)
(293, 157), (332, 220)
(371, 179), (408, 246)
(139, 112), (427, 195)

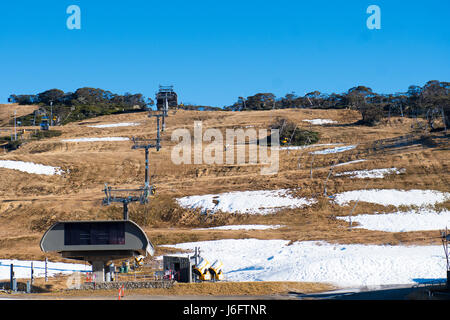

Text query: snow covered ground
(195, 224), (284, 231)
(335, 168), (405, 179)
(310, 145), (356, 155)
(334, 160), (367, 167)
(176, 189), (315, 215)
(87, 122), (140, 128)
(62, 137), (130, 142)
(337, 209), (450, 232)
(163, 239), (447, 287)
(279, 143), (343, 150)
(302, 119), (337, 125)
(0, 160), (64, 175)
(0, 259), (90, 280)
(333, 189), (450, 207)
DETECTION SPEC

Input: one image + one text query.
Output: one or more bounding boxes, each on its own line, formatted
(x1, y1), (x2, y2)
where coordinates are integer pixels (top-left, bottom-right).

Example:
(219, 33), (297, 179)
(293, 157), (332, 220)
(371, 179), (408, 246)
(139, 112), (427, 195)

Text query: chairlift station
(40, 220), (154, 281)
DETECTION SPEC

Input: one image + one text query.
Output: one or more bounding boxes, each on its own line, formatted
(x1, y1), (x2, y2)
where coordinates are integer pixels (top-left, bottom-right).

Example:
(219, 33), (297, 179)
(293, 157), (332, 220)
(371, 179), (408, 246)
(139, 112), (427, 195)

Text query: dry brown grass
(0, 104), (39, 127)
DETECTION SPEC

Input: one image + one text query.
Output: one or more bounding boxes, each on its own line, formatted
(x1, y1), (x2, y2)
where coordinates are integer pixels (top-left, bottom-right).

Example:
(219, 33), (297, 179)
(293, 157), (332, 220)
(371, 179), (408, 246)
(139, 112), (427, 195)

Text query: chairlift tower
(102, 114), (162, 220)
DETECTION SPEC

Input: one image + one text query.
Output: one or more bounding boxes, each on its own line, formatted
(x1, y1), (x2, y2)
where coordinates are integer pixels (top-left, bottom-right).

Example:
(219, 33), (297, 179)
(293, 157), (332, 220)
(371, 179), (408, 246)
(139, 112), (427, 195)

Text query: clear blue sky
(0, 0), (448, 107)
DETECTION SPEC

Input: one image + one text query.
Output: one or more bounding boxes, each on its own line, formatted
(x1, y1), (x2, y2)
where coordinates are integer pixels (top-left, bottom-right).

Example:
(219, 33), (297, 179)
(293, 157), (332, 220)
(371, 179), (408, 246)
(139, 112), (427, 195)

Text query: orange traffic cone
(118, 285), (125, 300)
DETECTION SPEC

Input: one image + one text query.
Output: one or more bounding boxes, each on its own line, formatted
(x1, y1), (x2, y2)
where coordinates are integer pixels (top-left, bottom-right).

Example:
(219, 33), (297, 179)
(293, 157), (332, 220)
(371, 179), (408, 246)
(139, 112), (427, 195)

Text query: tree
(9, 94), (38, 105)
(37, 89), (65, 105)
(246, 93), (276, 110)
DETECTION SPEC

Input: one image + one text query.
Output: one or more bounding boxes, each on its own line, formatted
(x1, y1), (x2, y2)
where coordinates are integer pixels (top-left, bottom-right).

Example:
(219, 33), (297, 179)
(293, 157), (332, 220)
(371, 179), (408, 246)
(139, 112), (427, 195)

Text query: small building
(40, 220), (154, 282)
(163, 256), (193, 283)
(156, 85), (178, 111)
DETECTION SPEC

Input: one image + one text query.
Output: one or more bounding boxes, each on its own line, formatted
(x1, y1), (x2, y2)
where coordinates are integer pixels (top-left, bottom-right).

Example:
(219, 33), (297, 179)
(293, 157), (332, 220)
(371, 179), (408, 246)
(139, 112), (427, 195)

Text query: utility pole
(14, 110), (17, 141)
(50, 101), (53, 127)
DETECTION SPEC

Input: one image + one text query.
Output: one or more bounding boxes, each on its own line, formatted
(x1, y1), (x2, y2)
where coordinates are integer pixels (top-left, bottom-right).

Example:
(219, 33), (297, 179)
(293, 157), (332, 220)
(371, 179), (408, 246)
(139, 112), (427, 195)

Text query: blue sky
(0, 0), (448, 107)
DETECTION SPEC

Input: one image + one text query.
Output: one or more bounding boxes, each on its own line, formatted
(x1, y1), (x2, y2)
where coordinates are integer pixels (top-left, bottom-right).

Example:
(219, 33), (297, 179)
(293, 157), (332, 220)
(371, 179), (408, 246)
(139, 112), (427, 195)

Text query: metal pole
(14, 110), (17, 141)
(45, 258), (48, 282)
(145, 147), (149, 189)
(50, 101), (53, 127)
(10, 264), (14, 290)
(156, 116), (161, 151)
(123, 201), (129, 220)
(31, 261), (34, 284)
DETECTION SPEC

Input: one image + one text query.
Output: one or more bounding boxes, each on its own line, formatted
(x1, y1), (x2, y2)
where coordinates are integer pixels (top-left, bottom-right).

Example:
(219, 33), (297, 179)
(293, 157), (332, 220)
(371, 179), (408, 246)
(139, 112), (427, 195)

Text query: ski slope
(164, 239), (447, 287)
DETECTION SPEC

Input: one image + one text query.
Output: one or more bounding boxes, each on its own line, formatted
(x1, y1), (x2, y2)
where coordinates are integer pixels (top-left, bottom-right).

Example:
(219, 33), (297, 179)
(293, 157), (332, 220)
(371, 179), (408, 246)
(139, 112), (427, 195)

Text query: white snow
(87, 122), (140, 128)
(62, 137), (130, 142)
(337, 209), (450, 232)
(310, 145), (357, 155)
(334, 159), (367, 167)
(163, 239), (447, 287)
(333, 189), (450, 207)
(0, 160), (64, 175)
(195, 224), (284, 231)
(0, 259), (90, 280)
(177, 189), (315, 215)
(335, 168), (405, 179)
(279, 143), (343, 150)
(302, 119), (337, 125)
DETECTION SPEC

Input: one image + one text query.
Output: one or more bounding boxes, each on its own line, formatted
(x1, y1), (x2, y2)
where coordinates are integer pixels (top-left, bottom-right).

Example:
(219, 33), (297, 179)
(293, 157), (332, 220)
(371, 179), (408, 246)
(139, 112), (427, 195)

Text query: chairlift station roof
(40, 220), (154, 262)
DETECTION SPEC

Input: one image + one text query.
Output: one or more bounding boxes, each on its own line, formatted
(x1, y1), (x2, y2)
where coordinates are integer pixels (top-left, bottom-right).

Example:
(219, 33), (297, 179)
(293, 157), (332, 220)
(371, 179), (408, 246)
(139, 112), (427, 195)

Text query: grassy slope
(0, 108), (448, 294)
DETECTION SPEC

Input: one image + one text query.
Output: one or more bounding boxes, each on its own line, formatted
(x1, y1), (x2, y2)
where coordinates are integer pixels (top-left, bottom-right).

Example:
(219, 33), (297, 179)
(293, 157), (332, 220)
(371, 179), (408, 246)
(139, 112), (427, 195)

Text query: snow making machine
(192, 257), (225, 281)
(193, 257), (212, 281)
(209, 260), (224, 281)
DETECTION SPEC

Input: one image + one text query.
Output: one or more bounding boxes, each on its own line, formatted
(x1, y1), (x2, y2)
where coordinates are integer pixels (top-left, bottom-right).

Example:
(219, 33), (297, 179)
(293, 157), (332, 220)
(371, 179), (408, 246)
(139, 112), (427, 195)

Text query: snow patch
(335, 168), (405, 179)
(302, 119), (337, 125)
(87, 122), (140, 128)
(163, 239), (446, 287)
(334, 159), (367, 167)
(337, 209), (450, 232)
(195, 224), (284, 231)
(310, 145), (357, 155)
(279, 143), (343, 150)
(334, 189), (450, 207)
(0, 160), (64, 175)
(177, 189), (315, 215)
(62, 137), (130, 142)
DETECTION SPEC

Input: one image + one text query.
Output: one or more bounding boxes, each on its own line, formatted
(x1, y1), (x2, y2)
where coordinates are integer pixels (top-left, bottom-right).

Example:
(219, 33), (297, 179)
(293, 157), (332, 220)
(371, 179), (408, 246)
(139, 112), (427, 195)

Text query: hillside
(0, 104), (39, 128)
(0, 108), (448, 291)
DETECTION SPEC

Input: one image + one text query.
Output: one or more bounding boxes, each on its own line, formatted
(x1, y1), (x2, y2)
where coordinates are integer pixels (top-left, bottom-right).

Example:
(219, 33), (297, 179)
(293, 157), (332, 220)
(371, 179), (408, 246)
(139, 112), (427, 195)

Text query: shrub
(269, 117), (320, 146)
